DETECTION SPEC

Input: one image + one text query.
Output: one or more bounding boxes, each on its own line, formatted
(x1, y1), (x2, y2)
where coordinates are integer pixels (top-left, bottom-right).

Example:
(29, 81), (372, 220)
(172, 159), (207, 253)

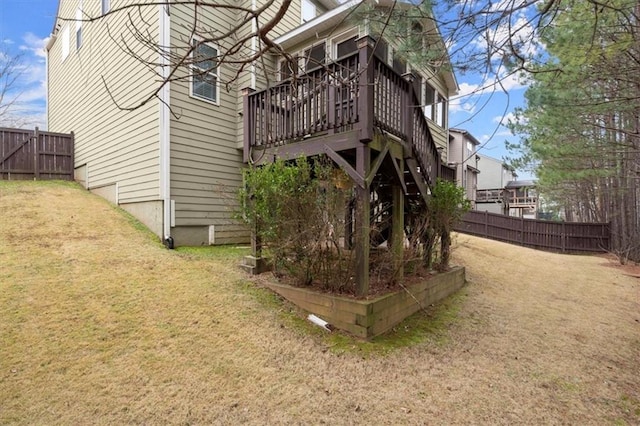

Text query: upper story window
(423, 83), (447, 128)
(301, 0), (316, 23)
(392, 54), (406, 75)
(336, 36), (357, 59)
(466, 141), (474, 155)
(278, 55), (298, 80)
(61, 26), (70, 61)
(191, 39), (219, 104)
(75, 7), (82, 50)
(372, 37), (388, 63)
(424, 83), (435, 120)
(101, 0), (110, 15)
(410, 73), (422, 104)
(303, 43), (325, 71)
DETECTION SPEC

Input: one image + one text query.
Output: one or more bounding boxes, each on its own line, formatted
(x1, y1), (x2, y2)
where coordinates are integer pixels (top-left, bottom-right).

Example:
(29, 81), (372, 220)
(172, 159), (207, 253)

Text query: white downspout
(159, 4), (171, 242)
(250, 0), (257, 89)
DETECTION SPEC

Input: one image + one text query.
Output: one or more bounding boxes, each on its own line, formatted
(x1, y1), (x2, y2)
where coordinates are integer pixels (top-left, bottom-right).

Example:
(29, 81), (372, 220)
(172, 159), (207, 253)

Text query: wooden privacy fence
(0, 127), (74, 180)
(454, 210), (610, 254)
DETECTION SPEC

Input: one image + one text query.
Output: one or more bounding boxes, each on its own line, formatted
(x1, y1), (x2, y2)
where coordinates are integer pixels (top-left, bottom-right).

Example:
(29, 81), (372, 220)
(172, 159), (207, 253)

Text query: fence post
(69, 131), (75, 181)
(521, 216), (525, 245)
(484, 210), (488, 237)
(561, 221), (566, 253)
(34, 127), (40, 179)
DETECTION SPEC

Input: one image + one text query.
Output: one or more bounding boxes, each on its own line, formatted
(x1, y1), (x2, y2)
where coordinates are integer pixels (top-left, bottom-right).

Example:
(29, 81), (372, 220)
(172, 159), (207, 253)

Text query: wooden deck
(243, 36), (449, 192)
(242, 36), (453, 296)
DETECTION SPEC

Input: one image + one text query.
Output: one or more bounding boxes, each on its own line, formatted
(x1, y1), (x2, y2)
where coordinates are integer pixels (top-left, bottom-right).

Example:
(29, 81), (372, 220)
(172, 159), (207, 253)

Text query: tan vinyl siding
(168, 3), (250, 242)
(47, 0), (161, 203)
(263, 0), (303, 39)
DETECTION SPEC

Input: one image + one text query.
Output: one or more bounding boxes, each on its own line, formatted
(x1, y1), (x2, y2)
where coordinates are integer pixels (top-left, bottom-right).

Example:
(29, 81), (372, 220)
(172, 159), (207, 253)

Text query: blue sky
(0, 0), (530, 177)
(0, 0), (57, 129)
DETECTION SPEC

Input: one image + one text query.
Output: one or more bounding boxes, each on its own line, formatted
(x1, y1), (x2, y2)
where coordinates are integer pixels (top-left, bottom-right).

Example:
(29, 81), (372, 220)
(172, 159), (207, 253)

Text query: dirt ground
(1, 181), (638, 425)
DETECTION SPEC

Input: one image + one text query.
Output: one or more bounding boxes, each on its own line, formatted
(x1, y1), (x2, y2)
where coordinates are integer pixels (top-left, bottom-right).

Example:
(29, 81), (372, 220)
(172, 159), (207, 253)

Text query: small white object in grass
(307, 314), (333, 332)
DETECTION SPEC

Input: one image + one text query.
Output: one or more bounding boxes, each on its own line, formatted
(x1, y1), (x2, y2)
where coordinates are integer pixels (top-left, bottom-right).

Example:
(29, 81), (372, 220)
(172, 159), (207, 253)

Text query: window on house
(436, 95), (447, 127)
(336, 36), (357, 59)
(411, 22), (424, 49)
(75, 7), (82, 50)
(101, 0), (110, 15)
(466, 141), (474, 155)
(301, 0), (316, 23)
(191, 40), (219, 103)
(372, 37), (388, 63)
(278, 56), (298, 80)
(303, 43), (325, 71)
(392, 54), (406, 75)
(61, 26), (69, 60)
(423, 83), (435, 120)
(412, 74), (422, 103)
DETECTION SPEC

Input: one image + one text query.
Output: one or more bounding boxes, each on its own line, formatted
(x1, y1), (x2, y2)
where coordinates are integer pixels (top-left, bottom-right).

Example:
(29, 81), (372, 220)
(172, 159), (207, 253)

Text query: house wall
(48, 0), (163, 237)
(477, 154), (509, 189)
(167, 3), (252, 245)
(449, 130), (478, 202)
(166, 0), (309, 245)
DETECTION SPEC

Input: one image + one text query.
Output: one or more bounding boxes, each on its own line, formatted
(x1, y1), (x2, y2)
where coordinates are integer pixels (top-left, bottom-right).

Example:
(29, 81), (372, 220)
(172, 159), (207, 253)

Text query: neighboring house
(474, 154), (538, 218)
(448, 128), (480, 206)
(47, 0), (458, 247)
(474, 153), (517, 215)
(504, 180), (538, 219)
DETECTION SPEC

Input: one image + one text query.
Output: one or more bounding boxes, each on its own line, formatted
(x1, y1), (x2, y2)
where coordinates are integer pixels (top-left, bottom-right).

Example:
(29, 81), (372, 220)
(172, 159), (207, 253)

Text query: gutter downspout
(159, 4), (172, 245)
(250, 0), (257, 89)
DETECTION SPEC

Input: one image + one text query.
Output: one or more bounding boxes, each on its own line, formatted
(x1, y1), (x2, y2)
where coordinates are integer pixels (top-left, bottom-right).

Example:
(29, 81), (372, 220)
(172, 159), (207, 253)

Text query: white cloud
(20, 33), (49, 59)
(492, 112), (527, 127)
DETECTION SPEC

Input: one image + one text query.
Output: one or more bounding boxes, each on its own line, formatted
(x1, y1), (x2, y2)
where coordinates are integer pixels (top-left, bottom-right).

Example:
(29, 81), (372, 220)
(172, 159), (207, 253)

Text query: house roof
(450, 128), (481, 145)
(506, 180), (536, 188)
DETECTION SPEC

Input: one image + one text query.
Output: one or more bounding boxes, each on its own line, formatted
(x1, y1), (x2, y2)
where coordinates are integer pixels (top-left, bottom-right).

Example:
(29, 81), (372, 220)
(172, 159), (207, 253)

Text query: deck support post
(242, 87), (256, 164)
(391, 182), (405, 282)
(357, 36), (375, 143)
(354, 145), (370, 297)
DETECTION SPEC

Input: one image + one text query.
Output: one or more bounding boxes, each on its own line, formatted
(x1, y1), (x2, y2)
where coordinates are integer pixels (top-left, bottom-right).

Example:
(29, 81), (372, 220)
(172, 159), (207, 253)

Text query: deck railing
(476, 188), (538, 206)
(244, 36), (445, 188)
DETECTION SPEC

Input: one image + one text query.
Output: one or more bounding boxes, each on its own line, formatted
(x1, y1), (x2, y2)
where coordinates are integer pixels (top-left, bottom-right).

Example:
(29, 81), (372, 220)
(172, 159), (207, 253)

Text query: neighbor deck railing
(243, 36), (448, 187)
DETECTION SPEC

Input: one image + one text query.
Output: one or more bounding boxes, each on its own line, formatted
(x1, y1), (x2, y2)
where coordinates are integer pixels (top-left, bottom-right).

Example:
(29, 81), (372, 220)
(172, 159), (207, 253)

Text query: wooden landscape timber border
(0, 127), (74, 181)
(263, 266), (465, 339)
(455, 210), (610, 254)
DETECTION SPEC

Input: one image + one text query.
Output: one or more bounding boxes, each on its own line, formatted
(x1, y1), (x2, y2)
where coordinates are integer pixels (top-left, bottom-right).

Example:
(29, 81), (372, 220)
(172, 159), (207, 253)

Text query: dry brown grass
(1, 181), (639, 425)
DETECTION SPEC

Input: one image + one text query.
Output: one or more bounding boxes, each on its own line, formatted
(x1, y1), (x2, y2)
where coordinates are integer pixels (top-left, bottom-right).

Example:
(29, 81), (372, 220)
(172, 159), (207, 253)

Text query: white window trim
(301, 0), (316, 24)
(101, 0), (110, 15)
(75, 6), (83, 51)
(189, 38), (220, 106)
(329, 28), (360, 60)
(61, 25), (70, 61)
